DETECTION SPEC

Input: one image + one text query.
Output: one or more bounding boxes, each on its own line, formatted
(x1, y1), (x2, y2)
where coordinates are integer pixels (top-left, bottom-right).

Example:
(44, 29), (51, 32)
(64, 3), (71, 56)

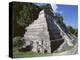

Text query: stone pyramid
(24, 10), (51, 53)
(23, 9), (74, 53)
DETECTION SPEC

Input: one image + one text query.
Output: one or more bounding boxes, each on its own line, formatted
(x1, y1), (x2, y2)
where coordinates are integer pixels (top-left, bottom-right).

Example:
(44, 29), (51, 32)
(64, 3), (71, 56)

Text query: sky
(51, 4), (78, 29)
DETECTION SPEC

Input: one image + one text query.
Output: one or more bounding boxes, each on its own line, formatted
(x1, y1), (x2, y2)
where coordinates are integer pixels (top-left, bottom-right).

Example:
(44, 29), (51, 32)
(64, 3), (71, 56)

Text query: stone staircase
(44, 10), (65, 53)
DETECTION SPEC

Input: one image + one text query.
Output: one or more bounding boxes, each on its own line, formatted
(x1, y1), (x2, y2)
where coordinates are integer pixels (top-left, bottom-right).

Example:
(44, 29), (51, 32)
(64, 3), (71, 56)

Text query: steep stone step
(27, 28), (43, 32)
(24, 35), (40, 40)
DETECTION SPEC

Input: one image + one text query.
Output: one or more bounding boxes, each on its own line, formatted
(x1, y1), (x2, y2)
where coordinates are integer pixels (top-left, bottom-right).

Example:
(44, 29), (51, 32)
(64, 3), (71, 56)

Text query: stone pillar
(32, 41), (38, 53)
(47, 41), (51, 53)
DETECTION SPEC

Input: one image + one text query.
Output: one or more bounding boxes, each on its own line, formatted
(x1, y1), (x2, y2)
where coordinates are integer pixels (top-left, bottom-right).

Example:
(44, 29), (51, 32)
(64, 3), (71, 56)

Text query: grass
(13, 49), (52, 58)
(13, 45), (74, 58)
(54, 46), (74, 53)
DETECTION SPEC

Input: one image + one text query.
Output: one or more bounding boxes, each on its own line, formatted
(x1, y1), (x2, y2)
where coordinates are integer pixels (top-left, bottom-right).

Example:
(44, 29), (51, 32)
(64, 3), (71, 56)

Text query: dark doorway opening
(38, 50), (40, 53)
(44, 49), (47, 53)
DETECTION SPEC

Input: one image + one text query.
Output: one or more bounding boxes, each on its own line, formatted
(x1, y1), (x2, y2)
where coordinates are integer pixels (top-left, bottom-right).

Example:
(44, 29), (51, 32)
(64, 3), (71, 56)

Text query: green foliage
(74, 29), (78, 36)
(17, 5), (30, 26)
(56, 16), (63, 24)
(57, 16), (67, 30)
(14, 3), (42, 27)
(67, 26), (78, 36)
(12, 2), (42, 37)
(43, 4), (53, 11)
(13, 36), (25, 48)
